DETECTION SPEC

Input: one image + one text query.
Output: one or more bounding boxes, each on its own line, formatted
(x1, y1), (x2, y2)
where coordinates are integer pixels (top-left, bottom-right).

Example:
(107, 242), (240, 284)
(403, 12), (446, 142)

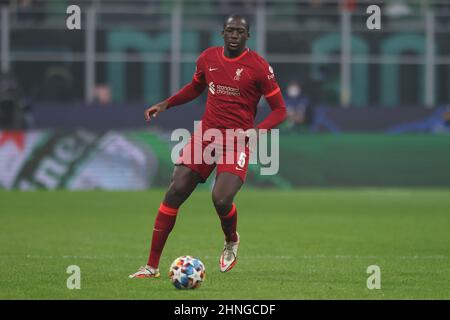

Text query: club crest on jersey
(234, 68), (244, 81)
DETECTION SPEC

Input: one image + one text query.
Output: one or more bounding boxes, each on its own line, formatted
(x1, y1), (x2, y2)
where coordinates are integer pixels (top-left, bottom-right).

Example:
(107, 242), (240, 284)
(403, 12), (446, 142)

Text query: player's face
(222, 18), (249, 54)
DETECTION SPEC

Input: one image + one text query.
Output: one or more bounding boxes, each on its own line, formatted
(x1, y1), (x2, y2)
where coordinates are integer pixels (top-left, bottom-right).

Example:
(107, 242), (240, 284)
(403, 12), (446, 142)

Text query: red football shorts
(176, 133), (250, 183)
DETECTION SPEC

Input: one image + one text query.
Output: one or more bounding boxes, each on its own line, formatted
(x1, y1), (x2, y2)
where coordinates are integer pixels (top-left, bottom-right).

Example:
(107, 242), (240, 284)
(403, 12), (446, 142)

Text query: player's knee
(167, 180), (191, 199)
(212, 192), (233, 214)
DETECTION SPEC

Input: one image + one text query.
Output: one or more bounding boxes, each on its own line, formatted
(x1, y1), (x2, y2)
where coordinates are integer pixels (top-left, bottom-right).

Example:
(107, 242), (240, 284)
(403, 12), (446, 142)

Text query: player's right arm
(144, 53), (207, 122)
(144, 100), (169, 122)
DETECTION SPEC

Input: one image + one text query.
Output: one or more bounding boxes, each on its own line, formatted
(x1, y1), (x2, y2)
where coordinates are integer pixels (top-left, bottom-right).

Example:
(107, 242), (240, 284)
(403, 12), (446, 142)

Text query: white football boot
(129, 265), (160, 278)
(219, 232), (240, 272)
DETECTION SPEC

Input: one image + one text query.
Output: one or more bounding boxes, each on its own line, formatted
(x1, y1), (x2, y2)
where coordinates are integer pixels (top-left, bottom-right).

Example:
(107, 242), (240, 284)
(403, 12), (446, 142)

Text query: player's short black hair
(223, 14), (250, 32)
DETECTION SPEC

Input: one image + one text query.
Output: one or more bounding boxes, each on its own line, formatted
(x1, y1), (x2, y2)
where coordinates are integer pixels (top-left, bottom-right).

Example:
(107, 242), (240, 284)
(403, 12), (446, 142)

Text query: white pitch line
(0, 254), (446, 260)
(298, 254), (449, 260)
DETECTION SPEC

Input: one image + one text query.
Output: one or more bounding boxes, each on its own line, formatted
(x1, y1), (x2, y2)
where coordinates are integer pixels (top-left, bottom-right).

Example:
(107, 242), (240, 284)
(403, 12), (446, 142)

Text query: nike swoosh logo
(220, 257), (227, 268)
(235, 167), (244, 171)
(209, 67), (218, 71)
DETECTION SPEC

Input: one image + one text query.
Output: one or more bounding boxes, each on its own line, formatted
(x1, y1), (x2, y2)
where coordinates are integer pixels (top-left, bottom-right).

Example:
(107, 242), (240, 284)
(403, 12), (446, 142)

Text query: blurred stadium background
(0, 0), (449, 190)
(1, 0), (450, 300)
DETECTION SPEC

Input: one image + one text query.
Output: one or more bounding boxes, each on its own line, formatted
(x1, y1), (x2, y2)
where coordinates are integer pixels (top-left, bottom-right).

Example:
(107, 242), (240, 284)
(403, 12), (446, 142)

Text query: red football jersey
(193, 46), (281, 131)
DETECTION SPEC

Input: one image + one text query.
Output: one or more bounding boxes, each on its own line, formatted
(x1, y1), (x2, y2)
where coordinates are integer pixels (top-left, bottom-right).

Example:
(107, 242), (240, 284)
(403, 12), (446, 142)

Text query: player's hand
(236, 128), (262, 153)
(237, 128), (264, 140)
(144, 101), (169, 122)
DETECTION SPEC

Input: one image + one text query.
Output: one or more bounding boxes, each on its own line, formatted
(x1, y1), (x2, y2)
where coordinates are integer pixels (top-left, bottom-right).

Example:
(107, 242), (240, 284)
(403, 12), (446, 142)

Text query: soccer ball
(169, 255), (206, 289)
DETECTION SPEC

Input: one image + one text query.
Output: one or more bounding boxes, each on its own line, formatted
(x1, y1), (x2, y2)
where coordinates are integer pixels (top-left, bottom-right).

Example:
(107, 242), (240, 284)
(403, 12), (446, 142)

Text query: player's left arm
(256, 88), (287, 130)
(255, 62), (287, 130)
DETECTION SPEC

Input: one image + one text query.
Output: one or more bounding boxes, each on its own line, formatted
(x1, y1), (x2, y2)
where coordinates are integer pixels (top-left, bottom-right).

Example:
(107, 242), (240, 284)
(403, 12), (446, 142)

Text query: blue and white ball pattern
(169, 256), (206, 289)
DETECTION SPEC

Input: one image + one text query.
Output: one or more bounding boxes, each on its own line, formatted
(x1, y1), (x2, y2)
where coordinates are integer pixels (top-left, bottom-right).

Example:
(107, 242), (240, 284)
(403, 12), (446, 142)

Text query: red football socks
(148, 202), (238, 268)
(218, 203), (238, 243)
(147, 203), (179, 268)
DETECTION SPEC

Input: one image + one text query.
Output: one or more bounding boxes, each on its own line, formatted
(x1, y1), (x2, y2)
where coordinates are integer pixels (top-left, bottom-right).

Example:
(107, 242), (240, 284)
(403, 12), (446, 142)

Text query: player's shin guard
(147, 203), (179, 268)
(217, 203), (238, 243)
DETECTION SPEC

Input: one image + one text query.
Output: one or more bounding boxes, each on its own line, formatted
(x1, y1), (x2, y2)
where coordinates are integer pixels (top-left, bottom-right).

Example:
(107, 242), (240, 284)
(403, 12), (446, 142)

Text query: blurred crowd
(1, 0), (450, 131)
(1, 0), (449, 15)
(1, 0), (449, 29)
(0, 73), (33, 129)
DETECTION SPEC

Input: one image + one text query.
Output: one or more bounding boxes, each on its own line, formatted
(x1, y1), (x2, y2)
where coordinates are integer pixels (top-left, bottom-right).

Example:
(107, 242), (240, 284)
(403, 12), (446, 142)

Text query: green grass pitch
(0, 189), (449, 299)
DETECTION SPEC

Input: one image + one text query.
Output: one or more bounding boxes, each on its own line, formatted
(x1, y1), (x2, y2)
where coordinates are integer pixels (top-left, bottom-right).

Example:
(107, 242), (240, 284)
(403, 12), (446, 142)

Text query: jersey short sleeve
(193, 51), (207, 85)
(256, 58), (281, 98)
